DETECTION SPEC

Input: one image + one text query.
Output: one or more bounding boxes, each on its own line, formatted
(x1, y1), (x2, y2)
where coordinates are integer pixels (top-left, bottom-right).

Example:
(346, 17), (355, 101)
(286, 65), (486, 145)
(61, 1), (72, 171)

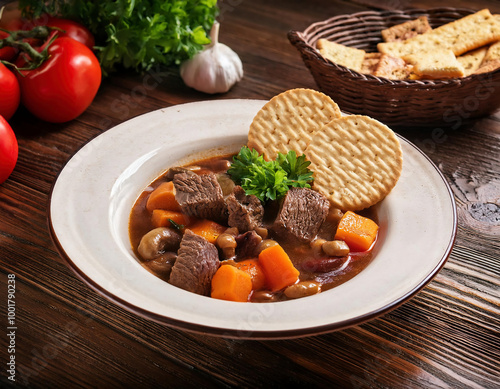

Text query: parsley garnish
(227, 147), (314, 203)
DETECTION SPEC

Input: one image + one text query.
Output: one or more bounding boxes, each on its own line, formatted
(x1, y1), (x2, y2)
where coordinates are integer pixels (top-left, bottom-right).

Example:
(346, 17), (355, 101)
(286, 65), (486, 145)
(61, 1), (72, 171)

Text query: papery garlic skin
(180, 22), (243, 94)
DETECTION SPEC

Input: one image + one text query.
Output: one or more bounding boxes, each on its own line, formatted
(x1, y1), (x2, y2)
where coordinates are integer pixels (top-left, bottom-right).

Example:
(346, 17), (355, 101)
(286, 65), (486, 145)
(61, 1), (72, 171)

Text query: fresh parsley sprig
(227, 146), (314, 203)
(19, 0), (218, 75)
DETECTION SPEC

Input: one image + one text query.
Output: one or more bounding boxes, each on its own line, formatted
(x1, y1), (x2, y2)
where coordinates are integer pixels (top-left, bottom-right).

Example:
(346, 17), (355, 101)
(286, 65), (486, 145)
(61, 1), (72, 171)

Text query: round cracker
(247, 88), (341, 160)
(305, 115), (403, 211)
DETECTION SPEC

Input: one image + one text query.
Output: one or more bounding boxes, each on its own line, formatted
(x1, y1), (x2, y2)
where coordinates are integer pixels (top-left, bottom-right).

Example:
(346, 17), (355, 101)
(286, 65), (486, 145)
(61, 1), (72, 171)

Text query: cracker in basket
(317, 39), (365, 72)
(475, 41), (500, 73)
(381, 16), (432, 42)
(457, 47), (488, 76)
(378, 9), (500, 58)
(305, 115), (402, 211)
(482, 40), (500, 64)
(247, 89), (342, 160)
(361, 52), (382, 74)
(404, 49), (465, 78)
(474, 59), (500, 74)
(373, 54), (413, 79)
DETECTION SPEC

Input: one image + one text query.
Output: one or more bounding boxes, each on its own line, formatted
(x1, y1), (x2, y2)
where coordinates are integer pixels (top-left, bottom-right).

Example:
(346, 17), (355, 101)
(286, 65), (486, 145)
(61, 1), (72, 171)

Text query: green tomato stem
(0, 26), (60, 72)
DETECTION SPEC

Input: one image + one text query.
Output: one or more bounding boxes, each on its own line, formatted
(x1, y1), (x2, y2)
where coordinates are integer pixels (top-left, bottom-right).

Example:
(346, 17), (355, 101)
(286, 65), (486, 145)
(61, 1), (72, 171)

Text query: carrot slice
(334, 211), (379, 252)
(234, 259), (267, 291)
(258, 244), (299, 292)
(151, 210), (192, 229)
(211, 265), (252, 302)
(189, 219), (227, 244)
(146, 181), (181, 212)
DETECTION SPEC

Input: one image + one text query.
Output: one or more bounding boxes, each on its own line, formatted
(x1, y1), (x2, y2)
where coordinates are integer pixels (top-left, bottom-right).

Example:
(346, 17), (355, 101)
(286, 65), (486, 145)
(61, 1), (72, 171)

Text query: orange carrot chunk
(234, 259), (267, 291)
(211, 265), (253, 302)
(151, 210), (192, 229)
(189, 219), (227, 244)
(146, 181), (181, 212)
(258, 244), (300, 292)
(334, 211), (379, 252)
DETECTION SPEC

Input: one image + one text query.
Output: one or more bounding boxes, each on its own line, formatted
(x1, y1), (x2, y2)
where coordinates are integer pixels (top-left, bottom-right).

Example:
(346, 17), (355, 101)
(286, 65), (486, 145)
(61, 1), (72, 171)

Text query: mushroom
(137, 227), (182, 260)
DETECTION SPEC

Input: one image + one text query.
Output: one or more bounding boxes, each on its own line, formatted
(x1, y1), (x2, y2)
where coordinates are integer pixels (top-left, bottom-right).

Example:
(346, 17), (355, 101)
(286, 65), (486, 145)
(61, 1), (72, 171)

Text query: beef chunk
(169, 230), (220, 296)
(173, 172), (228, 222)
(235, 230), (262, 259)
(272, 187), (329, 242)
(227, 186), (264, 232)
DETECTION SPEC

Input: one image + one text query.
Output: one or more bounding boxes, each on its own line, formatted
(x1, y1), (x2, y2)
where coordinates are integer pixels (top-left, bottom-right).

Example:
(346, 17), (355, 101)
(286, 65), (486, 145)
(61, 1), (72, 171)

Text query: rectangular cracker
(404, 49), (465, 78)
(373, 54), (412, 79)
(317, 39), (365, 72)
(378, 9), (500, 58)
(361, 52), (381, 74)
(457, 47), (488, 76)
(483, 40), (500, 63)
(474, 59), (500, 74)
(381, 16), (432, 42)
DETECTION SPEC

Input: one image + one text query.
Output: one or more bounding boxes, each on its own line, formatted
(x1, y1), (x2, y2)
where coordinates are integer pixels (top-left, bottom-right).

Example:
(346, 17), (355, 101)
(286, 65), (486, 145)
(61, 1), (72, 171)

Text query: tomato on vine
(1, 23), (101, 123)
(0, 31), (17, 61)
(0, 115), (18, 184)
(15, 36), (101, 123)
(32, 15), (95, 49)
(0, 62), (20, 120)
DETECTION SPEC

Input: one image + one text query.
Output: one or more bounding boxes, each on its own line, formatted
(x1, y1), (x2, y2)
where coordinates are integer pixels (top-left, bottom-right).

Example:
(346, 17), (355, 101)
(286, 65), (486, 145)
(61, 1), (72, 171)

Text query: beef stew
(129, 151), (379, 303)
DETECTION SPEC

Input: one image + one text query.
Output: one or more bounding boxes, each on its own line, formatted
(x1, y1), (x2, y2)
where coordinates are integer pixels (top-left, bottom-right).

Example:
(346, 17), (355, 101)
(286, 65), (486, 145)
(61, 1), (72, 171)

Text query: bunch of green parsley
(228, 147), (314, 203)
(19, 0), (218, 74)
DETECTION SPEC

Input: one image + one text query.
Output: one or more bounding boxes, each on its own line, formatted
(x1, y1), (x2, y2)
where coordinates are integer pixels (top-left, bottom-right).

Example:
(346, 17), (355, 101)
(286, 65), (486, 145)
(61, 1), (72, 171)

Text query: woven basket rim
(290, 7), (500, 87)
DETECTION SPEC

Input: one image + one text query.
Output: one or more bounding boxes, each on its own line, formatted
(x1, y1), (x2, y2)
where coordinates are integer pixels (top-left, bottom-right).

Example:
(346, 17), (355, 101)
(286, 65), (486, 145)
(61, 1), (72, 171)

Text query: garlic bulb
(180, 21), (243, 94)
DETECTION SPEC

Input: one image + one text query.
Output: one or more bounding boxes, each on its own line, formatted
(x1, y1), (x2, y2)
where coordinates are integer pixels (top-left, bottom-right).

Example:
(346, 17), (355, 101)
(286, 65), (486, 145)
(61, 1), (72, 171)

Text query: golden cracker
(483, 40), (500, 63)
(373, 54), (413, 79)
(361, 53), (381, 74)
(381, 16), (432, 42)
(247, 89), (342, 161)
(474, 59), (500, 74)
(457, 47), (488, 76)
(378, 9), (500, 58)
(317, 39), (365, 72)
(305, 116), (402, 211)
(404, 49), (465, 78)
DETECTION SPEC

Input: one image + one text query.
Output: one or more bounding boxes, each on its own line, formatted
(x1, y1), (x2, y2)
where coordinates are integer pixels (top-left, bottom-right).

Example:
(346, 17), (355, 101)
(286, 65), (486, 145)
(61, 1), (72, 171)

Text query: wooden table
(1, 0), (499, 387)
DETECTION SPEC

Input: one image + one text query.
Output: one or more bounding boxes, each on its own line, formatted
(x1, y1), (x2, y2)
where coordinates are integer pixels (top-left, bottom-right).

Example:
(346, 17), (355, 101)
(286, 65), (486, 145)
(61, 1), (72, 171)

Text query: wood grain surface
(1, 0), (499, 388)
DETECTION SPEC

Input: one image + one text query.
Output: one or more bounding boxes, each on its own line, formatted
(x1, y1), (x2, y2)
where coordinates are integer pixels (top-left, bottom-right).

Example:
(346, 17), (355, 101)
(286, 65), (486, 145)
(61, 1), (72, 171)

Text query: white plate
(49, 100), (457, 339)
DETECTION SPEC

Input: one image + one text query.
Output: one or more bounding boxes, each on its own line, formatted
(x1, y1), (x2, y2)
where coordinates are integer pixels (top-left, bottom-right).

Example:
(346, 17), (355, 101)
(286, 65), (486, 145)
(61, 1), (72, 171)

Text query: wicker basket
(288, 8), (500, 127)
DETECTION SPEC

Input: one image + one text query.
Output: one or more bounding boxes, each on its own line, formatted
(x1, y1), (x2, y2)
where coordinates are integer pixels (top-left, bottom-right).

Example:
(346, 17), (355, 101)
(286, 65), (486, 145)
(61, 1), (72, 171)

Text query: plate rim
(47, 99), (457, 339)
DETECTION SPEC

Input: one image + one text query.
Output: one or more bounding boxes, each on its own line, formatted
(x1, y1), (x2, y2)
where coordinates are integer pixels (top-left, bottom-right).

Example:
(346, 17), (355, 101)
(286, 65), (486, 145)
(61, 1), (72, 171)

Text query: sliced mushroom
(138, 227), (182, 260)
(144, 252), (177, 279)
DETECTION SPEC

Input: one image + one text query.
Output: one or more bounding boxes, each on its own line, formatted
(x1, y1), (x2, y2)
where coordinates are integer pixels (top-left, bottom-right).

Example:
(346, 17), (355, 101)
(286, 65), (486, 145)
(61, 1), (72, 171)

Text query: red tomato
(0, 18), (42, 61)
(0, 63), (20, 120)
(0, 116), (18, 184)
(0, 31), (17, 61)
(16, 37), (101, 123)
(34, 16), (95, 49)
